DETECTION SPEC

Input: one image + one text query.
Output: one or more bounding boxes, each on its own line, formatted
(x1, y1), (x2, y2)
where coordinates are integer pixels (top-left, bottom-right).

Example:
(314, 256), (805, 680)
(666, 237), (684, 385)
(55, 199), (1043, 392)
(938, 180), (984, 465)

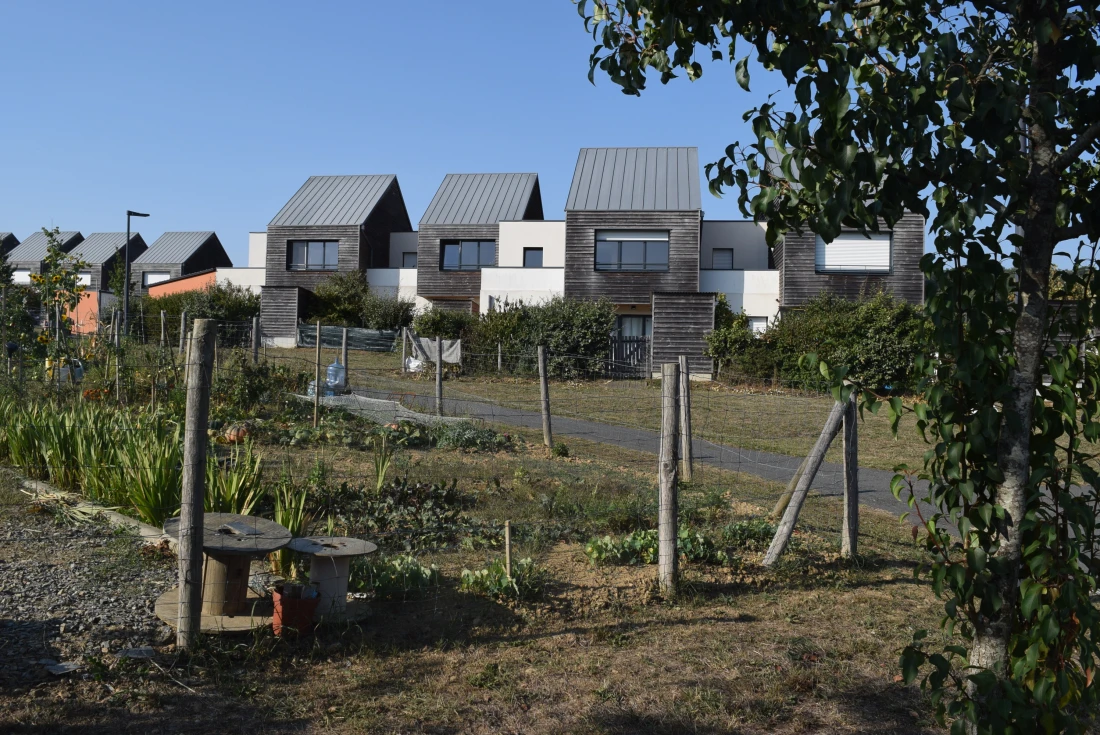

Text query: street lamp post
(123, 210), (149, 338)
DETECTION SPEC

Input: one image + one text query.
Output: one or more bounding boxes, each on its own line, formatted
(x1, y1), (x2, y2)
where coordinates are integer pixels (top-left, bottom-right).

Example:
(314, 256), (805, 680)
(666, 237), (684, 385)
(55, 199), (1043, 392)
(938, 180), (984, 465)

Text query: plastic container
(272, 583), (320, 637)
(326, 360), (347, 391)
(307, 380), (335, 398)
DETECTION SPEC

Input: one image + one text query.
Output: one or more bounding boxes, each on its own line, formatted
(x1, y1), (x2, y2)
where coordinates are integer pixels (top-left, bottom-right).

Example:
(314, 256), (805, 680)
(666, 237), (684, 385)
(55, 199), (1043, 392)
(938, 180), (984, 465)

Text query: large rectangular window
(594, 230), (669, 271)
(441, 240), (495, 271)
(815, 233), (891, 273)
(523, 247), (543, 268)
(288, 240), (339, 271)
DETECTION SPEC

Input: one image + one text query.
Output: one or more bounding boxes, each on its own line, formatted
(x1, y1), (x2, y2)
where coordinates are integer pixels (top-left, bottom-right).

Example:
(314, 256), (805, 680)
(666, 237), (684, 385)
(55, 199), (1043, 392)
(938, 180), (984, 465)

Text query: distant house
(261, 175), (413, 346)
(0, 233), (19, 257)
(7, 231), (84, 285)
(66, 232), (148, 332)
(132, 232), (232, 294)
(416, 173), (544, 312)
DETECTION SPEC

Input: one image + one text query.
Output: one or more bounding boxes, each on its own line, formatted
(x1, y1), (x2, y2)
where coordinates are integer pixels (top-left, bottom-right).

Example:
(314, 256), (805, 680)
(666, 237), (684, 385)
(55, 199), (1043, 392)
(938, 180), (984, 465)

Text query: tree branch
(991, 199), (1024, 227)
(1054, 221), (1091, 243)
(1055, 120), (1100, 172)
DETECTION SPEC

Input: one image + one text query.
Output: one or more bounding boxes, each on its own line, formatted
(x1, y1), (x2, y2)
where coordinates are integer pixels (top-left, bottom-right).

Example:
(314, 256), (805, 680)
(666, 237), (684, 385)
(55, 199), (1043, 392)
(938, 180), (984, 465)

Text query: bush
(309, 272), (414, 330)
(584, 528), (728, 565)
(706, 292), (924, 391)
(721, 519), (777, 550)
(433, 421), (512, 451)
(411, 307), (478, 339)
(141, 283), (260, 325)
(460, 557), (548, 601)
(350, 554), (440, 600)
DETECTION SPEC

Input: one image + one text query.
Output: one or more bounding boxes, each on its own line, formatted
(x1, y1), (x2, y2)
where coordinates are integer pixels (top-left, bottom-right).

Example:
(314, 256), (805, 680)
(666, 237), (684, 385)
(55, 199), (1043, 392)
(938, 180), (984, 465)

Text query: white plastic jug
(326, 360), (347, 391)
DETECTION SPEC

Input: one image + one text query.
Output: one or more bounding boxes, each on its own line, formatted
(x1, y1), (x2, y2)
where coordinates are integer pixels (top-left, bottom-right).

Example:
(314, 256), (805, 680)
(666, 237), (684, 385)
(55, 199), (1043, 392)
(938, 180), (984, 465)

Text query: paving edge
(15, 475), (177, 552)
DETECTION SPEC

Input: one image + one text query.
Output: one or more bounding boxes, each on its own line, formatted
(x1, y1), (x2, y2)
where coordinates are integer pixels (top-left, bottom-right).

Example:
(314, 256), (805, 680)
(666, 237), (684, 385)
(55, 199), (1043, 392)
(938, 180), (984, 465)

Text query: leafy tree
(308, 272), (415, 330)
(29, 228), (88, 361)
(580, 0), (1100, 730)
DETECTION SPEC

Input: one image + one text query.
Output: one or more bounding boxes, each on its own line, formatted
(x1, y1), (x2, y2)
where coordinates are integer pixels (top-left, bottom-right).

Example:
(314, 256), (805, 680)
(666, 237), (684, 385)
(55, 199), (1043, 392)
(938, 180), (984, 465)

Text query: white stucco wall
(481, 267), (565, 309)
(216, 267), (265, 293)
(700, 269), (780, 324)
(365, 267), (429, 310)
(248, 232), (267, 268)
(388, 232), (419, 269)
(700, 221), (770, 270)
(497, 221), (565, 267)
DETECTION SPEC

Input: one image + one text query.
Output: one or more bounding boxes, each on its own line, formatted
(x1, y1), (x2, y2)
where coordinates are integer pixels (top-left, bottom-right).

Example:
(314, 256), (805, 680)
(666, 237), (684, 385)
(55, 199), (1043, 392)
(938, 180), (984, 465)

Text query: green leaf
(735, 57), (751, 91)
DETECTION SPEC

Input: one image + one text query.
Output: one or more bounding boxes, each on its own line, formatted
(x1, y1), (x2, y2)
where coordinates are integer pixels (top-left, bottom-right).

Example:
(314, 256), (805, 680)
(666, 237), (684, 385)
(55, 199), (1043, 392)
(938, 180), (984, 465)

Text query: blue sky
(0, 1), (782, 264)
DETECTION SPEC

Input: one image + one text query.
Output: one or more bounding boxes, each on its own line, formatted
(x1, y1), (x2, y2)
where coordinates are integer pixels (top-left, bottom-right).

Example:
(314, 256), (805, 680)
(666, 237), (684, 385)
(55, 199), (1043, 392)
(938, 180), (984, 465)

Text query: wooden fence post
(252, 316), (260, 365)
(159, 310), (167, 349)
(341, 327), (348, 371)
(678, 354), (693, 483)
(538, 345), (552, 448)
(771, 455), (809, 519)
(435, 335), (443, 417)
(313, 321), (321, 428)
(177, 318), (215, 649)
(762, 401), (846, 566)
(658, 362), (680, 595)
(504, 520), (512, 580)
(842, 395), (859, 558)
(178, 310), (187, 357)
(497, 342), (502, 372)
(400, 328), (407, 373)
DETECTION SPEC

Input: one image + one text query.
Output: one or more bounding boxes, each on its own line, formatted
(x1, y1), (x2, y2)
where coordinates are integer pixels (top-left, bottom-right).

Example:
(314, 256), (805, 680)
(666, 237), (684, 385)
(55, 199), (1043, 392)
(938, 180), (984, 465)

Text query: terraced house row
(256, 146), (925, 370)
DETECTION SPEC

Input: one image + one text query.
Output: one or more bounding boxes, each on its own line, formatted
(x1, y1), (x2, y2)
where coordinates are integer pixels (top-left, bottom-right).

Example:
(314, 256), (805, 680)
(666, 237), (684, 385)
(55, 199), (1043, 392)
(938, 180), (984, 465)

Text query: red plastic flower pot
(272, 584), (320, 637)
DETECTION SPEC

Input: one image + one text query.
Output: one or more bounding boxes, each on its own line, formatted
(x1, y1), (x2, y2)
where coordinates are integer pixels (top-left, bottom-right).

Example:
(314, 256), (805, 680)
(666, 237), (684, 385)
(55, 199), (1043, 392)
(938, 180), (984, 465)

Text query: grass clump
(721, 519), (777, 550)
(585, 528), (729, 566)
(460, 557), (548, 601)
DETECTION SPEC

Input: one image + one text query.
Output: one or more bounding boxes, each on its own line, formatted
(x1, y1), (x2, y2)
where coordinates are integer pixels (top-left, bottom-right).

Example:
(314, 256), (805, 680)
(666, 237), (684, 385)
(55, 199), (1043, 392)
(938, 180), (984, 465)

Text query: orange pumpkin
(224, 424), (251, 444)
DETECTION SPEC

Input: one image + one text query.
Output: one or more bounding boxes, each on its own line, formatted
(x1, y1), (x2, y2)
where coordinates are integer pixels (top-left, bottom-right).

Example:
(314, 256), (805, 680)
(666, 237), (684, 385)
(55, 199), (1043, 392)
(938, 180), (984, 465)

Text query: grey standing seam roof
(69, 233), (139, 265)
(420, 173), (539, 226)
(135, 232), (217, 265)
(269, 175), (396, 227)
(565, 147), (701, 211)
(0, 233), (13, 242)
(7, 231), (82, 262)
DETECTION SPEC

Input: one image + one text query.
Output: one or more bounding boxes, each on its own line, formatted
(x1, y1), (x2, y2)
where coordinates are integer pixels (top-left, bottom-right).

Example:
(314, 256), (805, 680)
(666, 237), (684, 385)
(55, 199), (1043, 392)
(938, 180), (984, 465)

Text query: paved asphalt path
(350, 386), (927, 520)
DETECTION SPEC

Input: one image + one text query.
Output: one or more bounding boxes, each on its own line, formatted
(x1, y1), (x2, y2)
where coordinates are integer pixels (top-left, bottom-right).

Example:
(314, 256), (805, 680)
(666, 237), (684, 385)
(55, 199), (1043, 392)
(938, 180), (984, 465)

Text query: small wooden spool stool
(287, 536), (377, 620)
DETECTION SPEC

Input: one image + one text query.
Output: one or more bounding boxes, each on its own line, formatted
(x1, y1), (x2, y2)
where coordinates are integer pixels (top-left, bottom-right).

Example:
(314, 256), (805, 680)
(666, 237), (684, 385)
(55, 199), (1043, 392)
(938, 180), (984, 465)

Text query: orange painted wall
(70, 291), (101, 334)
(147, 271), (216, 297)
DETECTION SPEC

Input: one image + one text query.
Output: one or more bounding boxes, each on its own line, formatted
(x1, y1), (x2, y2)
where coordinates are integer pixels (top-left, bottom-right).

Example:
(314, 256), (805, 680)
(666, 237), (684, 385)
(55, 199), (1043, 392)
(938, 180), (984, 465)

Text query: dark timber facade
(132, 232), (232, 295)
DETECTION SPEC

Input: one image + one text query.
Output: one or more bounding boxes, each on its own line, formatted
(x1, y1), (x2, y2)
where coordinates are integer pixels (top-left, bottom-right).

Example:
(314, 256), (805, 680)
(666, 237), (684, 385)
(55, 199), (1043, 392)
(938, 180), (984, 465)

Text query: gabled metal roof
(565, 147), (701, 211)
(420, 173), (540, 226)
(69, 232), (144, 265)
(7, 231), (82, 262)
(269, 175), (397, 227)
(135, 232), (219, 265)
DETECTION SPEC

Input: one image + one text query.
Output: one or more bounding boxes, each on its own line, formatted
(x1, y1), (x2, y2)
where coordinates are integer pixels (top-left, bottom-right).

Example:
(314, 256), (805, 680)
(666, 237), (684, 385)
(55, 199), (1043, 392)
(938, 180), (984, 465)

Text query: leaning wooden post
(678, 354), (693, 483)
(251, 316), (260, 365)
(313, 321), (322, 428)
(762, 400), (846, 566)
(340, 327), (348, 371)
(537, 346), (553, 448)
(841, 394), (859, 558)
(159, 310), (167, 348)
(771, 455), (809, 519)
(504, 520), (512, 580)
(658, 362), (681, 595)
(177, 318), (215, 649)
(434, 335), (443, 416)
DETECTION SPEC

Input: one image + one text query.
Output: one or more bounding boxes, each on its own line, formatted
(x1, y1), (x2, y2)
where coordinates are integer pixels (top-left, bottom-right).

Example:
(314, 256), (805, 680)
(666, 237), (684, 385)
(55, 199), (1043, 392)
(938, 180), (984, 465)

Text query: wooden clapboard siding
(564, 210), (702, 304)
(259, 287), (302, 339)
(779, 212), (925, 308)
(415, 224), (498, 301)
(429, 299), (474, 313)
(651, 291), (715, 374)
(264, 224), (362, 291)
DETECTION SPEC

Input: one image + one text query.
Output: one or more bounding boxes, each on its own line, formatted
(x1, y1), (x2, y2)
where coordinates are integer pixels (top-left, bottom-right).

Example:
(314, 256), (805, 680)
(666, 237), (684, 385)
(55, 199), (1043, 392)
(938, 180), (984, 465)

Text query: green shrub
(721, 519), (777, 550)
(585, 528), (728, 565)
(551, 442), (569, 458)
(412, 307), (478, 339)
(433, 421), (512, 451)
(308, 272), (415, 329)
(706, 292), (924, 391)
(460, 557), (548, 601)
(140, 283), (260, 328)
(350, 554), (440, 599)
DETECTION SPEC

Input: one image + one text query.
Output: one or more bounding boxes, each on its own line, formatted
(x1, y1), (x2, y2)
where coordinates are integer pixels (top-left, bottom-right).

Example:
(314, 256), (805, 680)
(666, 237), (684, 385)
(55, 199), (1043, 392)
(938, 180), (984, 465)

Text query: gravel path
(0, 498), (176, 694)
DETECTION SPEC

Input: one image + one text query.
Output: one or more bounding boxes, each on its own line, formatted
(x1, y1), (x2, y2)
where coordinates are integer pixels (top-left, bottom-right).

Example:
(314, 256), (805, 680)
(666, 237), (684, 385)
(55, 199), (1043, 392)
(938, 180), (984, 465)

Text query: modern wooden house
(7, 230), (84, 285)
(66, 232), (148, 331)
(0, 233), (19, 256)
(261, 175), (413, 345)
(132, 232), (232, 294)
(416, 173), (543, 312)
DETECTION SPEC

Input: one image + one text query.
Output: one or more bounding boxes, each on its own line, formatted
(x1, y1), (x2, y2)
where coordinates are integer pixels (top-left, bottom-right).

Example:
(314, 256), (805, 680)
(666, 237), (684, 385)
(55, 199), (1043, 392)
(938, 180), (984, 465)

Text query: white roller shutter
(815, 233), (891, 273)
(12, 270), (30, 284)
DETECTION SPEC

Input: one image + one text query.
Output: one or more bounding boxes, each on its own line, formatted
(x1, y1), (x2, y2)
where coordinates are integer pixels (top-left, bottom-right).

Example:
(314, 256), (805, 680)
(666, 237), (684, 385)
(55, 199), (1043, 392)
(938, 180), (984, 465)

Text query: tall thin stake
(178, 310), (187, 357)
(400, 327), (407, 373)
(538, 345), (552, 448)
(841, 395), (859, 558)
(504, 520), (512, 580)
(341, 327), (348, 372)
(658, 362), (680, 595)
(159, 310), (167, 348)
(497, 342), (502, 372)
(252, 316), (260, 365)
(678, 354), (693, 482)
(435, 335), (443, 416)
(178, 318), (215, 649)
(313, 321), (322, 428)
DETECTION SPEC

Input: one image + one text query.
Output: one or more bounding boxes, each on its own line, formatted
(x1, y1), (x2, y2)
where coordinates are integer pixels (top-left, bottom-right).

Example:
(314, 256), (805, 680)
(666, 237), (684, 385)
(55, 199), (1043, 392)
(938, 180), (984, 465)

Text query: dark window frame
(440, 240), (496, 271)
(523, 247), (544, 268)
(288, 240), (340, 272)
(593, 233), (670, 272)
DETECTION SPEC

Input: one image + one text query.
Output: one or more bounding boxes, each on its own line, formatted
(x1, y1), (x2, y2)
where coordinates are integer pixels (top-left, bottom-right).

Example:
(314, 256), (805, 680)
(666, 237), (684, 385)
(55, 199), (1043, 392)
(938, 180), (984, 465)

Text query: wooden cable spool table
(287, 536), (378, 620)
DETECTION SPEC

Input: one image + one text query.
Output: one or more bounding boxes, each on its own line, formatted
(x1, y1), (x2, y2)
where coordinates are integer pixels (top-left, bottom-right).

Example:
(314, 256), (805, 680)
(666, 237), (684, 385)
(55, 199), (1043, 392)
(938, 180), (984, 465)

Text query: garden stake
(178, 318), (215, 650)
(497, 342), (502, 372)
(160, 310), (167, 348)
(341, 327), (348, 373)
(314, 321), (321, 428)
(504, 520), (512, 580)
(252, 316), (260, 365)
(400, 327), (406, 373)
(538, 345), (552, 448)
(435, 335), (443, 416)
(658, 362), (680, 595)
(678, 354), (693, 483)
(178, 309), (187, 358)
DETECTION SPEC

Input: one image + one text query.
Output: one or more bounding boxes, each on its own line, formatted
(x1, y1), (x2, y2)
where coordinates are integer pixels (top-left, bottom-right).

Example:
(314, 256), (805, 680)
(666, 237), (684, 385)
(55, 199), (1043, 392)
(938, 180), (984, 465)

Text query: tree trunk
(969, 35), (1060, 694)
